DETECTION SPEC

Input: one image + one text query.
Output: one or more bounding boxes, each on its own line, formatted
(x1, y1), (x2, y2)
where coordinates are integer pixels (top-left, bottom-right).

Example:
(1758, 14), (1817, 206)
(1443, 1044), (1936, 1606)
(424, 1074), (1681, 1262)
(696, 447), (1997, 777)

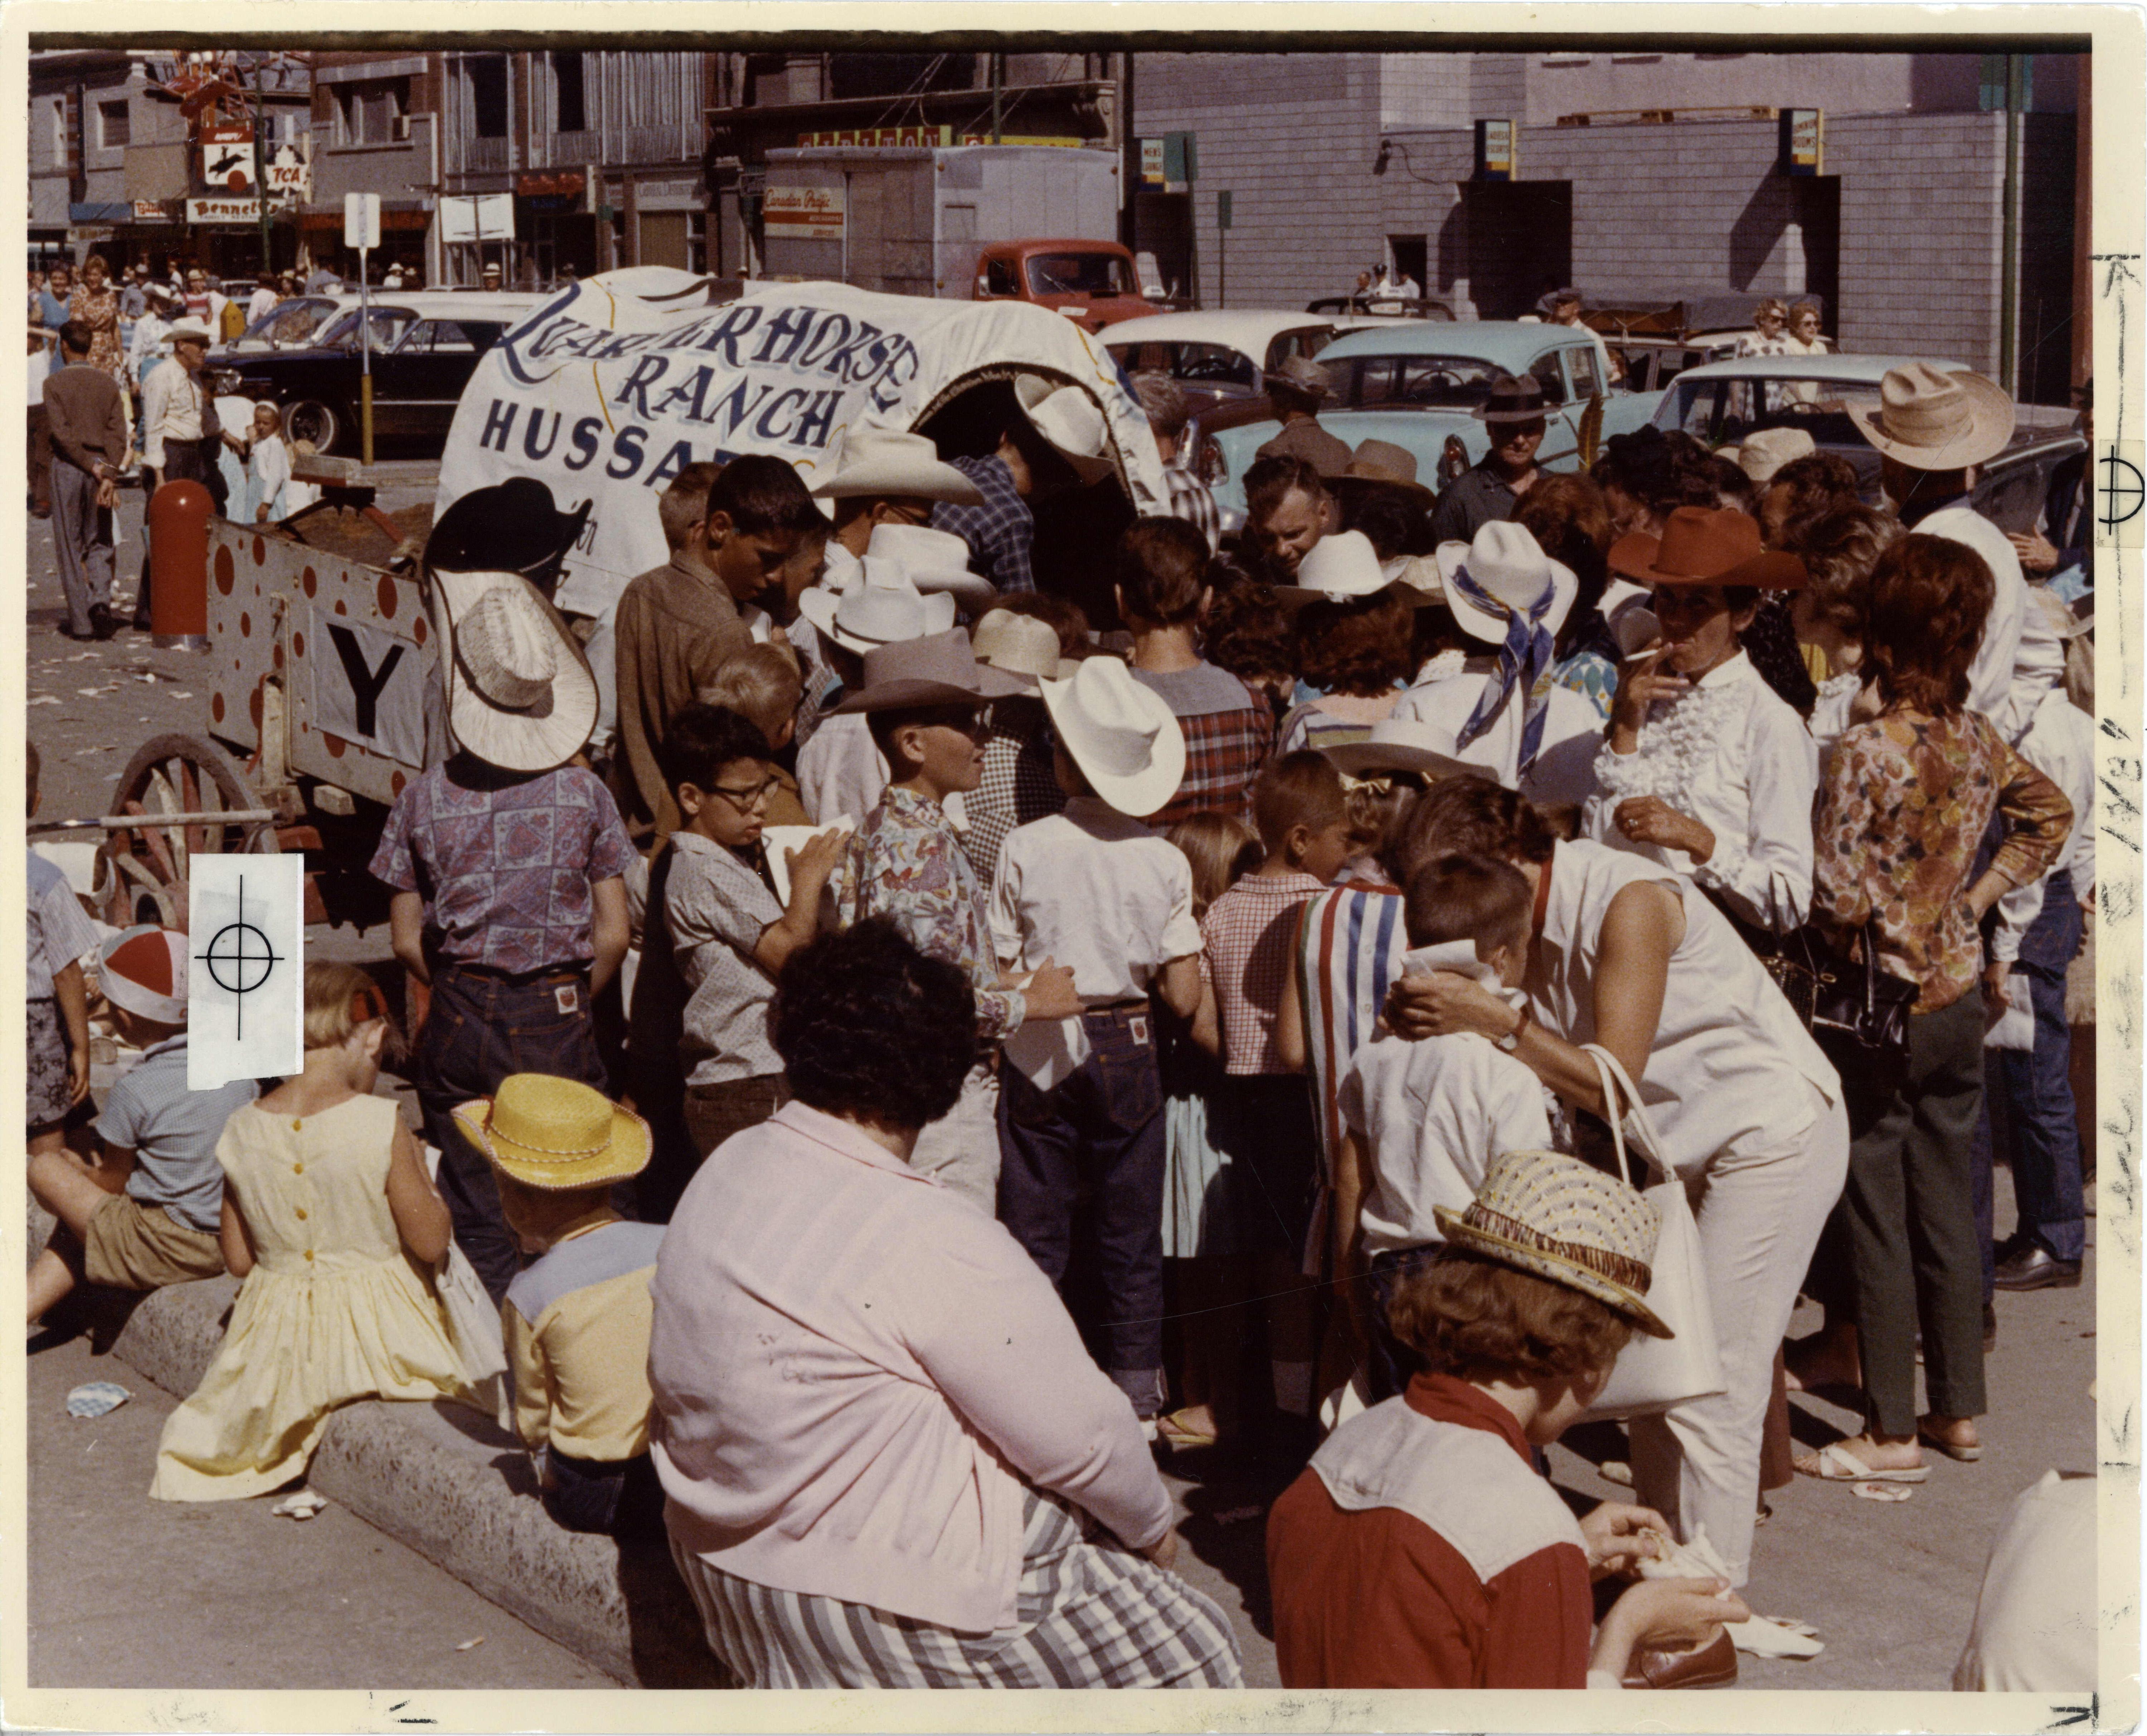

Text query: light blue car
(1189, 321), (1669, 529)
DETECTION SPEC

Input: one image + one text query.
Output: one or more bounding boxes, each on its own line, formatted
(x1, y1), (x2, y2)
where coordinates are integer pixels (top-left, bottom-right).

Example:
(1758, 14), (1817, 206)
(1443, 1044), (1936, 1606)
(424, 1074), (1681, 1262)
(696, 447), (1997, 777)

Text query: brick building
(1132, 50), (2086, 403)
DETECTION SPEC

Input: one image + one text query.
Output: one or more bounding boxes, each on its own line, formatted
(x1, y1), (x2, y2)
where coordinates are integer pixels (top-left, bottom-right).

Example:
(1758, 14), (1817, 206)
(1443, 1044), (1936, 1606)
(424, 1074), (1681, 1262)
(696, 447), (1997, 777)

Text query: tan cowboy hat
(971, 608), (1073, 684)
(162, 319), (214, 347)
(432, 569), (600, 773)
(453, 1074), (652, 1192)
(1434, 521), (1577, 645)
(1016, 377), (1117, 484)
(1849, 362), (2016, 471)
(1334, 438), (1437, 509)
(866, 520), (996, 607)
(1719, 426), (1814, 486)
(1274, 529), (1430, 608)
(1433, 1148), (1672, 1337)
(812, 425), (986, 506)
(796, 556), (958, 655)
(826, 626), (1028, 715)
(1609, 506), (1806, 590)
(1038, 655), (1186, 818)
(1322, 715), (1478, 782)
(1268, 353), (1335, 403)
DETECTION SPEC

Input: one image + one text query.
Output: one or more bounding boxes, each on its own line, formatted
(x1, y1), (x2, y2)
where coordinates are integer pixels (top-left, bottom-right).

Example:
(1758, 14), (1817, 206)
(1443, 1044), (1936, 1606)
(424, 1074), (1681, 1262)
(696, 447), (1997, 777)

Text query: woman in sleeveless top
(1381, 776), (1848, 1593)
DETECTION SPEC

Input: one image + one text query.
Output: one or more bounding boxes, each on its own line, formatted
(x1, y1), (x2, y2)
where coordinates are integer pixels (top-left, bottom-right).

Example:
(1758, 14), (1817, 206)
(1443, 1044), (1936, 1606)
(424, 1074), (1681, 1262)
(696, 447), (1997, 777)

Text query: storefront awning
(516, 171), (586, 199)
(68, 202), (132, 223)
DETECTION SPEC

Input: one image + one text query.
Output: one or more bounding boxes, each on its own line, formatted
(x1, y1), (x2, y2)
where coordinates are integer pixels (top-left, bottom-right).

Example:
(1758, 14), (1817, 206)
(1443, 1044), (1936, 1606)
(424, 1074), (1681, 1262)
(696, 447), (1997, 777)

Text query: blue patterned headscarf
(1447, 560), (1560, 776)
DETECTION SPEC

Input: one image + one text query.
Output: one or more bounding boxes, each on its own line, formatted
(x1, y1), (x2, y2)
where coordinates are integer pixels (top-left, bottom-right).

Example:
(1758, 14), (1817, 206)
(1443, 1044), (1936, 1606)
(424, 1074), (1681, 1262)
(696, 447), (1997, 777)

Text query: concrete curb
(27, 1198), (725, 1687)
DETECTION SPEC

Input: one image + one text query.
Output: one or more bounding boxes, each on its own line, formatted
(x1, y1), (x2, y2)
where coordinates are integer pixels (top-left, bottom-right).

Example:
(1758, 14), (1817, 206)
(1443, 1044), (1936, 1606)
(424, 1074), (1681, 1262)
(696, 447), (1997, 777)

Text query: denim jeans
(543, 1448), (666, 1540)
(997, 1006), (1168, 1414)
(414, 962), (608, 1302)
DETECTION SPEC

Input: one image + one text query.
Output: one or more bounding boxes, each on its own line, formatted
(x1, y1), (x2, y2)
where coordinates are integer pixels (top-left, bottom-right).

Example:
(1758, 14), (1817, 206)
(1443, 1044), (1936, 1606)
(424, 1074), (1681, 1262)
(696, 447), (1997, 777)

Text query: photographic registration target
(186, 854), (305, 1090)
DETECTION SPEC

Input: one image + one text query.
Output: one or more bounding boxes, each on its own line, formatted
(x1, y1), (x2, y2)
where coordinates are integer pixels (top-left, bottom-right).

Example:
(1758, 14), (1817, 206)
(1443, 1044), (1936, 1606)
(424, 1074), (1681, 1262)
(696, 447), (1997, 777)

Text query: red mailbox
(147, 478), (214, 651)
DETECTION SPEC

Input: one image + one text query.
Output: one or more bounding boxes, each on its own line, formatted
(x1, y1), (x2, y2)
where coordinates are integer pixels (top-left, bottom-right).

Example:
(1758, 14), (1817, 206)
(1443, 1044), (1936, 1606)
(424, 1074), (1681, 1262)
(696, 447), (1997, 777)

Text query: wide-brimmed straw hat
(1849, 362), (2016, 471)
(812, 425), (985, 506)
(1268, 353), (1335, 403)
(1434, 521), (1577, 645)
(162, 320), (214, 347)
(1609, 505), (1807, 589)
(1016, 376), (1117, 484)
(1038, 655), (1187, 819)
(1322, 715), (1478, 782)
(101, 925), (189, 1024)
(1718, 426), (1814, 486)
(1433, 1148), (1672, 1337)
(1274, 529), (1429, 608)
(826, 626), (1027, 715)
(433, 569), (600, 773)
(1332, 438), (1436, 509)
(453, 1074), (652, 1192)
(1474, 374), (1550, 424)
(865, 520), (996, 606)
(796, 557), (958, 655)
(971, 608), (1073, 684)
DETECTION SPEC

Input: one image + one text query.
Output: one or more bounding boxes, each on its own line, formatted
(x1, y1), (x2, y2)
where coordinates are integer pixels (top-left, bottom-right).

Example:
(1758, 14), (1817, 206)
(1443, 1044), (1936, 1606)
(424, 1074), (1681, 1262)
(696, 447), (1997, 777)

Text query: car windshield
(1025, 252), (1131, 298)
(1348, 354), (1507, 410)
(316, 307), (416, 352)
(241, 297), (339, 348)
(1656, 374), (1887, 450)
(1107, 339), (1257, 393)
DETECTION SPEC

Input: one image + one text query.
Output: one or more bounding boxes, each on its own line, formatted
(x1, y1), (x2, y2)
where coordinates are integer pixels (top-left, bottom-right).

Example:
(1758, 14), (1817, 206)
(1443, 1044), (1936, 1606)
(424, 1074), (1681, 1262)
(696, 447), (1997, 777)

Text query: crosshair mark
(194, 874), (284, 1042)
(2096, 442), (2146, 549)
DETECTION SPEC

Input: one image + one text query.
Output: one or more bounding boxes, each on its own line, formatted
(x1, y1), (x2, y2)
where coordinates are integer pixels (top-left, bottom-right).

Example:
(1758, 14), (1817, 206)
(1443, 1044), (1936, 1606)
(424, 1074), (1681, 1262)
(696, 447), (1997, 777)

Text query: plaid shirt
(1201, 871), (1328, 1075)
(1131, 662), (1277, 831)
(960, 696), (1067, 890)
(1164, 460), (1221, 554)
(370, 763), (637, 976)
(932, 455), (1034, 594)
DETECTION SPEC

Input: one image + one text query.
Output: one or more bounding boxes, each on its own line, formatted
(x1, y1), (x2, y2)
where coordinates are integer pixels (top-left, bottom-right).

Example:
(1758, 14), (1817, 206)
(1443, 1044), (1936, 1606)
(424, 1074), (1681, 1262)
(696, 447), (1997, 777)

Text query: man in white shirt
(135, 319), (224, 628)
(245, 273), (280, 326)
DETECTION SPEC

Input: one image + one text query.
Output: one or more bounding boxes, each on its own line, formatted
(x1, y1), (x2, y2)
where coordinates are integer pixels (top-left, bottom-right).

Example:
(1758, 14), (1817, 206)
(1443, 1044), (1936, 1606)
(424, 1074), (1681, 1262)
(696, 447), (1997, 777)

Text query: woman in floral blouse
(1789, 534), (2071, 1479)
(67, 254), (126, 383)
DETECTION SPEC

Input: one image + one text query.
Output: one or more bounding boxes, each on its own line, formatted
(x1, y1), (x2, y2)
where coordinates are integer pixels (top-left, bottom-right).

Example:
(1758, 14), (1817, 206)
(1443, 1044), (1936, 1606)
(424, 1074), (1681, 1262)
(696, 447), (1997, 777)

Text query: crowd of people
(23, 332), (2097, 1691)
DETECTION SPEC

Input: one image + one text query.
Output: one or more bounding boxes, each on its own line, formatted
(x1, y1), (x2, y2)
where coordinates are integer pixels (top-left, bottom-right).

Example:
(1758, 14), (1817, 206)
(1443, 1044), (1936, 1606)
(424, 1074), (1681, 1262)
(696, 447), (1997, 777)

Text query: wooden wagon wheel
(99, 734), (279, 932)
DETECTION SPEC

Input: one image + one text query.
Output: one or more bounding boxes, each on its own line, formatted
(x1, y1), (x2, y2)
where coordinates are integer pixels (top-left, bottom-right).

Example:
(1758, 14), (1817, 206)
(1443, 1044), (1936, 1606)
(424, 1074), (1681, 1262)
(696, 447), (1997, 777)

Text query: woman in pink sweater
(649, 917), (1243, 1689)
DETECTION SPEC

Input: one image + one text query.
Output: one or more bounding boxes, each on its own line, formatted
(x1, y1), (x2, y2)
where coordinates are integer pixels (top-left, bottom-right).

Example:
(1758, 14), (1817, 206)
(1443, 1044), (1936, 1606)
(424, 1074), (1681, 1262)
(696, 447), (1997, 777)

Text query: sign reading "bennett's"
(764, 184), (845, 239)
(186, 195), (267, 224)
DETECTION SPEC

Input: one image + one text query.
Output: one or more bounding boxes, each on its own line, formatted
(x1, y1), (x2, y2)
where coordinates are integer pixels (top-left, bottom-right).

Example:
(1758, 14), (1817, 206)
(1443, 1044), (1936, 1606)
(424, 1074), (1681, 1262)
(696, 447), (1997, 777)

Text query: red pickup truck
(972, 238), (1154, 334)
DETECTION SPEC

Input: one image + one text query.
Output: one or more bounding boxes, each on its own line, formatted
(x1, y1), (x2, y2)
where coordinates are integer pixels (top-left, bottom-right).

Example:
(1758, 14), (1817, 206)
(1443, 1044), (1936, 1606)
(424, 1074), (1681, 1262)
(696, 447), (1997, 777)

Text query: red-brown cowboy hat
(1608, 505), (1807, 589)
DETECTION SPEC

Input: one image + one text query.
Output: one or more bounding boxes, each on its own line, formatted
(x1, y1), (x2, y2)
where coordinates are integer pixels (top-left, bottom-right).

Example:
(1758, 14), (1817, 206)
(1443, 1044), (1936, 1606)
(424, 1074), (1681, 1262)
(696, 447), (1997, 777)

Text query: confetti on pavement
(64, 1381), (131, 1418)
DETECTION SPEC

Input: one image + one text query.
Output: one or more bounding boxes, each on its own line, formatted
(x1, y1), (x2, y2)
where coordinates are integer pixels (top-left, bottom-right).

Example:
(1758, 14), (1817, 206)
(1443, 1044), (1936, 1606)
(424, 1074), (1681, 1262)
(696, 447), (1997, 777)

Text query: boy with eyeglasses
(652, 704), (844, 1172)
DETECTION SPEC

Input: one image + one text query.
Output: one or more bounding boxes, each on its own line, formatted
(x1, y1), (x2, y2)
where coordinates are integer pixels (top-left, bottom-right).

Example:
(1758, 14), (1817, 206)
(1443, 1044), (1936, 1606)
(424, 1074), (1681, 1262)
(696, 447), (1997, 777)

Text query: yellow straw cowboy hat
(453, 1074), (652, 1191)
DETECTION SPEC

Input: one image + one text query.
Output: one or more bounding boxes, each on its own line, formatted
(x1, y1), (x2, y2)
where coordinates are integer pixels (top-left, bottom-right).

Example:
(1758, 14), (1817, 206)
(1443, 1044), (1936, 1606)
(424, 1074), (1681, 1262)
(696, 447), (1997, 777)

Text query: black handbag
(1701, 890), (1915, 1085)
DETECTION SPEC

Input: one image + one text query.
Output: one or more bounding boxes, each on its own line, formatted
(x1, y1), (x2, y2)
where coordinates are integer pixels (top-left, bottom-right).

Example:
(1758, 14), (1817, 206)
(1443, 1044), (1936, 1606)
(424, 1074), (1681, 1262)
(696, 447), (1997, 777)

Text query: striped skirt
(671, 1488), (1245, 1689)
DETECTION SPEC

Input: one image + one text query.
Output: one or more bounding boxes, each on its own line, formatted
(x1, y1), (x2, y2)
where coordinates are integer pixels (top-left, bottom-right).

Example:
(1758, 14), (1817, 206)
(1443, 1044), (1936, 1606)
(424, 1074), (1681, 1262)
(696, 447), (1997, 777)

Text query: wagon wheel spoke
(108, 734), (279, 937)
(110, 848), (179, 929)
(123, 797), (183, 890)
(144, 765), (190, 874)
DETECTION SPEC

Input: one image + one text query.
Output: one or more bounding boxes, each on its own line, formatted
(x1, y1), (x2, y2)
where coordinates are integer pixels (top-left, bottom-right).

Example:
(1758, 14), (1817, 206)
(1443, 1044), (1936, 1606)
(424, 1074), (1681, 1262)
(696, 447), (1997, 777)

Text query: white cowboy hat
(1039, 655), (1187, 819)
(795, 556), (957, 655)
(432, 569), (599, 774)
(162, 320), (214, 346)
(1720, 425), (1815, 486)
(1016, 376), (1117, 485)
(971, 608), (1073, 684)
(1321, 715), (1478, 782)
(866, 520), (996, 607)
(1273, 530), (1424, 608)
(825, 627), (1028, 715)
(812, 425), (986, 505)
(1849, 363), (2016, 471)
(1434, 521), (1577, 646)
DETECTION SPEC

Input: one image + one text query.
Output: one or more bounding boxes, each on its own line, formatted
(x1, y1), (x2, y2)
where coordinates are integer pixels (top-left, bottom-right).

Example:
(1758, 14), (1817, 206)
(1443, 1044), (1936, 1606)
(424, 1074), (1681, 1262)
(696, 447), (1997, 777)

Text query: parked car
(1192, 320), (1667, 529)
(1105, 311), (1346, 415)
(219, 294), (363, 354)
(206, 291), (549, 454)
(1304, 295), (1457, 323)
(1654, 350), (2086, 525)
(973, 238), (1155, 333)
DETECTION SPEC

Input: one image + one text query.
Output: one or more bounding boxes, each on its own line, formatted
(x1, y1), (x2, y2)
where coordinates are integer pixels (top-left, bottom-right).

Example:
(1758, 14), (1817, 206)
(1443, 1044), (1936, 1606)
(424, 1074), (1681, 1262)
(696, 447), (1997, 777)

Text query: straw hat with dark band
(1849, 362), (2016, 472)
(1433, 1148), (1672, 1337)
(453, 1074), (652, 1192)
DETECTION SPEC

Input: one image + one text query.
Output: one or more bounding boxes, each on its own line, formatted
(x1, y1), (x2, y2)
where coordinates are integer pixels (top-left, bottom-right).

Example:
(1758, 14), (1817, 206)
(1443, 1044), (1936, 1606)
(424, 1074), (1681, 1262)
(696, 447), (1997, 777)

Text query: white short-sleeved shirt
(1392, 657), (1604, 807)
(27, 850), (100, 1001)
(990, 797), (1201, 998)
(1340, 1030), (1552, 1255)
(1917, 505), (2026, 723)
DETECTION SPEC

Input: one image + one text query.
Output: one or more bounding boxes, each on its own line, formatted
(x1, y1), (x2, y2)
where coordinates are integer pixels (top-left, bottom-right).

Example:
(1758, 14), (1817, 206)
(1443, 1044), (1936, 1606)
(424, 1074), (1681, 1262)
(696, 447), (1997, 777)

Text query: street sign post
(1217, 190), (1232, 309)
(345, 194), (380, 463)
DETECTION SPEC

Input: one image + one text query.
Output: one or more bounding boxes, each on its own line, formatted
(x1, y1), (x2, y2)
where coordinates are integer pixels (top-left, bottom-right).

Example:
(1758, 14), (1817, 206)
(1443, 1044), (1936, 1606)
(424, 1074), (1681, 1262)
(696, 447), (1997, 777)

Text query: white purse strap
(1582, 1042), (1668, 1186)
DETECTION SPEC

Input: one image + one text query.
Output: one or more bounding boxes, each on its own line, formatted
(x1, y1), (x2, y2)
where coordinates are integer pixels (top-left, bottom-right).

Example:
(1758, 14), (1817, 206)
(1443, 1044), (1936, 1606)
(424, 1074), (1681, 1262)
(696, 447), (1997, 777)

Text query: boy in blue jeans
(372, 571), (636, 1300)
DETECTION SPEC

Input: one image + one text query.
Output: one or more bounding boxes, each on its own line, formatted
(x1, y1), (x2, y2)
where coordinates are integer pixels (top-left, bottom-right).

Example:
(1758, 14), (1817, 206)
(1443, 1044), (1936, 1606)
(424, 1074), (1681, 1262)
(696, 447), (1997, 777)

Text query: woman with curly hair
(1275, 585), (1416, 754)
(649, 919), (1243, 1690)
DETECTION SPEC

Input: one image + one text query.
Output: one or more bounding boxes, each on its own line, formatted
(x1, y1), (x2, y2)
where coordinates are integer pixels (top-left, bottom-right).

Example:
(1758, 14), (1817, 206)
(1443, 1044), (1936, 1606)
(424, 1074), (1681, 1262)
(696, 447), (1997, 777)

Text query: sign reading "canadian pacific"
(764, 184), (845, 240)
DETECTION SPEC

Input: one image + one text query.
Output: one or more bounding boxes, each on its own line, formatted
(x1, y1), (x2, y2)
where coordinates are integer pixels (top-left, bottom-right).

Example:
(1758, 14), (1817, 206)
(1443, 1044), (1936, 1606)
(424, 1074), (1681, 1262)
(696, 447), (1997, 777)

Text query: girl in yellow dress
(152, 964), (481, 1501)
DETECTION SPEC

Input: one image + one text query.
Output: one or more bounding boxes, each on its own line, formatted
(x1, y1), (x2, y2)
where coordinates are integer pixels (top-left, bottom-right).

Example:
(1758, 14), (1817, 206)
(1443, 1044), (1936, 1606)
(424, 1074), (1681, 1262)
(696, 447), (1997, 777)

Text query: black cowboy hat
(1474, 374), (1550, 424)
(425, 478), (592, 600)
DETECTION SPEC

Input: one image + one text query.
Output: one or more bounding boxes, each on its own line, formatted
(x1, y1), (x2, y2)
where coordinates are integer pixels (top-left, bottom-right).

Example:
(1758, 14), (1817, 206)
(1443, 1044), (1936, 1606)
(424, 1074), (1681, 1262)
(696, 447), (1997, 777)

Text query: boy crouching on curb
(458, 1073), (667, 1540)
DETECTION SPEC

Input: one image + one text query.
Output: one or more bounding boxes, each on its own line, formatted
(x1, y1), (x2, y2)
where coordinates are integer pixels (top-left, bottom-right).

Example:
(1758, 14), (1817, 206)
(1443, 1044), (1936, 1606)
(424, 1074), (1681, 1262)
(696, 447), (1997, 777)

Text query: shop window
(466, 55), (509, 139)
(338, 79), (405, 146)
(552, 52), (587, 133)
(49, 99), (65, 170)
(97, 101), (128, 149)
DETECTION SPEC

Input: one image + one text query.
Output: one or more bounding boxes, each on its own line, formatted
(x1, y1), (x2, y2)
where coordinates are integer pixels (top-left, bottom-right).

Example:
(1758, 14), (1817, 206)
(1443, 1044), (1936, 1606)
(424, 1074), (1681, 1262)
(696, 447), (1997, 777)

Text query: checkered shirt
(1200, 871), (1329, 1075)
(1163, 461), (1222, 554)
(959, 696), (1067, 890)
(932, 454), (1035, 594)
(1132, 666), (1277, 832)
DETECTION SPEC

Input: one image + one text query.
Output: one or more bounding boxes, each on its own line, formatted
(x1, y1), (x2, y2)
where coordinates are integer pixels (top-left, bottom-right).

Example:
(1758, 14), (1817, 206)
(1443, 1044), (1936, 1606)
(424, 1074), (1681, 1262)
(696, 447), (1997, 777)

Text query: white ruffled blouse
(1581, 650), (1819, 933)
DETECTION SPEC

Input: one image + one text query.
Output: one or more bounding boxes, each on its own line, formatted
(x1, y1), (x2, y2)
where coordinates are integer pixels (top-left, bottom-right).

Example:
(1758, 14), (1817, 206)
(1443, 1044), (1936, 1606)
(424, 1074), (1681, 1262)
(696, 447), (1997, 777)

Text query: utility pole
(991, 52), (1003, 143)
(248, 54), (272, 274)
(1998, 53), (2024, 397)
(1119, 52), (1137, 257)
